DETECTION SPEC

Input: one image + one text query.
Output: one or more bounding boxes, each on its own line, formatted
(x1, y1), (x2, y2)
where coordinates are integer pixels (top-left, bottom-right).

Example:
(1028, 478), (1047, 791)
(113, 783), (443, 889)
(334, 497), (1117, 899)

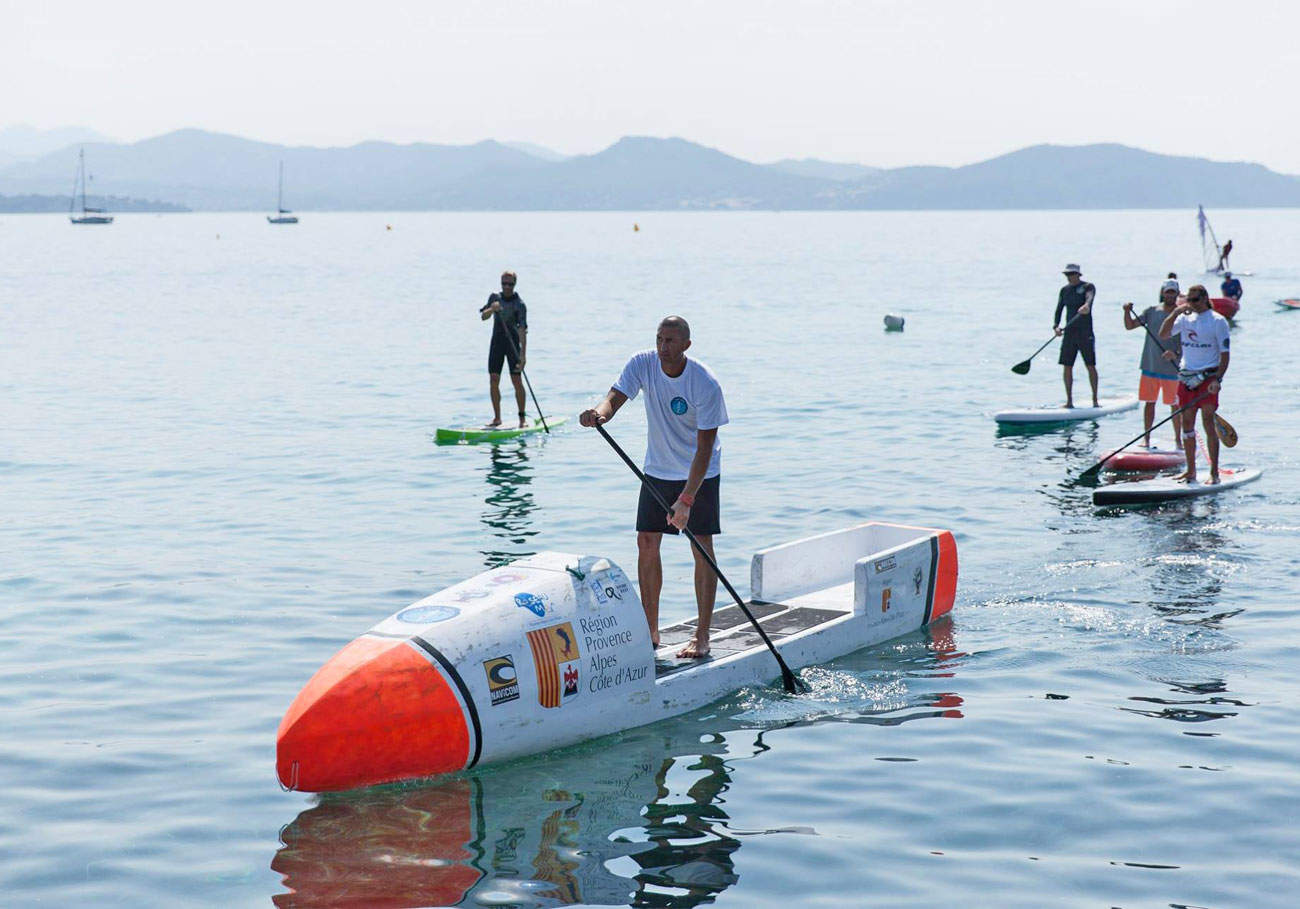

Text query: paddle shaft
(1080, 392), (1210, 478)
(1014, 308), (1091, 372)
(489, 306), (549, 432)
(592, 422), (801, 694)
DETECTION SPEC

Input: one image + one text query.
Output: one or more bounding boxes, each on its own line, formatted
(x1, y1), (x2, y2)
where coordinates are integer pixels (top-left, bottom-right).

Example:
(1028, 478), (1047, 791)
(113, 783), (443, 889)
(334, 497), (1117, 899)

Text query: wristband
(676, 492), (695, 507)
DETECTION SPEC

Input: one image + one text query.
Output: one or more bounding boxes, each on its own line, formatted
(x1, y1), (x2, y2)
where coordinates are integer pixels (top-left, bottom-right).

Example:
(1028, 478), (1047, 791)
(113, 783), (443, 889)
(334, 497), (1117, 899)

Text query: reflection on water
(271, 727), (743, 908)
(480, 440), (539, 569)
(272, 623), (964, 908)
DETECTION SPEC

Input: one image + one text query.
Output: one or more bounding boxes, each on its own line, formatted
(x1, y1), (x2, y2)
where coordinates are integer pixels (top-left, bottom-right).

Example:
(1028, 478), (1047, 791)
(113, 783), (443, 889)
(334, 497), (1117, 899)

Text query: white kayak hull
(995, 396), (1139, 424)
(277, 522), (959, 792)
(1093, 467), (1262, 505)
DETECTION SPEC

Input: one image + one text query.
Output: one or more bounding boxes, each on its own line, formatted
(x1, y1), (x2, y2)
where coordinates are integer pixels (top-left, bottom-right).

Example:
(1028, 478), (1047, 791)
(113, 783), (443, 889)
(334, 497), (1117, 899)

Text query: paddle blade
(1215, 414), (1238, 447)
(1077, 462), (1103, 482)
(779, 666), (807, 695)
(1011, 360), (1032, 375)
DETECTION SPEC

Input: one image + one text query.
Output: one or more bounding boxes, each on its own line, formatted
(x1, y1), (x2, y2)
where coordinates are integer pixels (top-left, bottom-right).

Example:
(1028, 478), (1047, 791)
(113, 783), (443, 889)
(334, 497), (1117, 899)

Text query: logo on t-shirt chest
(669, 396), (688, 415)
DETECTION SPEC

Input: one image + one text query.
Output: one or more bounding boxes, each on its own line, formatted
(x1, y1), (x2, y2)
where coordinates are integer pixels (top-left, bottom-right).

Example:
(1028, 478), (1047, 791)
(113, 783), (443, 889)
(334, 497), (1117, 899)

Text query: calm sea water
(3, 210), (1299, 907)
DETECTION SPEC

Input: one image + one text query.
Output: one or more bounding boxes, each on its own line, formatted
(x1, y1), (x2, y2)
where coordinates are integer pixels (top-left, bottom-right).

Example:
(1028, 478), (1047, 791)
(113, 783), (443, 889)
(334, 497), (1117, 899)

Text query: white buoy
(883, 314), (905, 331)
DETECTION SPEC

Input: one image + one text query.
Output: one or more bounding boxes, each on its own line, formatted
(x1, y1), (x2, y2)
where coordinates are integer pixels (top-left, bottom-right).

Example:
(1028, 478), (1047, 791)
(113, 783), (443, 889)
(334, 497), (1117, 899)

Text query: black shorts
(488, 333), (521, 374)
(1059, 333), (1096, 367)
(636, 475), (721, 535)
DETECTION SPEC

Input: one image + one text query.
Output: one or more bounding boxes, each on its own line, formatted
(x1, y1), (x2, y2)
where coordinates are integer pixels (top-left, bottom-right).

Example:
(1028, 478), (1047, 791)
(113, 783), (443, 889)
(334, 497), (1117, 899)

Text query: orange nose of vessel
(277, 635), (473, 792)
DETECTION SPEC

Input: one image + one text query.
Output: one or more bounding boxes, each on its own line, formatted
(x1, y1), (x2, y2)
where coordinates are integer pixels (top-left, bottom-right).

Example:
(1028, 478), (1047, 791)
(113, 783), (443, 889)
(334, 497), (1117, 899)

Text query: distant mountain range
(2, 128), (1299, 211)
(0, 125), (114, 168)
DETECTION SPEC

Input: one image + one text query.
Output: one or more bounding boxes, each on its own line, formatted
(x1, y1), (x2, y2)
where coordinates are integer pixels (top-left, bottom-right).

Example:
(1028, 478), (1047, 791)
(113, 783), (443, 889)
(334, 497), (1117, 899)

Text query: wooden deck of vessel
(654, 601), (848, 678)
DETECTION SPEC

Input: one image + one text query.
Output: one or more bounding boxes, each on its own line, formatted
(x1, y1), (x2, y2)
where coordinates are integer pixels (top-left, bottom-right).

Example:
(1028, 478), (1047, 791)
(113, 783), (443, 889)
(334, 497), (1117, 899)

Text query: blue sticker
(514, 592), (548, 617)
(396, 604), (460, 624)
(670, 396), (688, 415)
(588, 576), (623, 604)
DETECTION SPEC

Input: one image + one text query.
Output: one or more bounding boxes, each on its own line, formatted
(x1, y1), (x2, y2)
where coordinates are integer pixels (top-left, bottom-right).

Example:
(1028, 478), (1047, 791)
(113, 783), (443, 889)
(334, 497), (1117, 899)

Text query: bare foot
(650, 632), (661, 649)
(1063, 401), (1075, 409)
(486, 417), (502, 428)
(1207, 472), (1221, 485)
(676, 637), (710, 659)
(518, 418), (528, 429)
(1092, 400), (1100, 408)
(1175, 470), (1197, 484)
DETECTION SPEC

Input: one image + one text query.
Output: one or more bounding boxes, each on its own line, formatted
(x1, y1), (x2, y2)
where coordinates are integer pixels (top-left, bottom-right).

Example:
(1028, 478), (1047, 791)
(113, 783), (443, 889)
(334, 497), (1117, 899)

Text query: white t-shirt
(1172, 309), (1231, 373)
(614, 351), (728, 480)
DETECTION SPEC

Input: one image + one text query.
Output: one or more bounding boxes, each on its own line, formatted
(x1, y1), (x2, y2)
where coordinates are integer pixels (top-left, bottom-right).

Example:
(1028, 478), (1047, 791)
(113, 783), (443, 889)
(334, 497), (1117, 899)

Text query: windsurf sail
(1198, 205), (1222, 273)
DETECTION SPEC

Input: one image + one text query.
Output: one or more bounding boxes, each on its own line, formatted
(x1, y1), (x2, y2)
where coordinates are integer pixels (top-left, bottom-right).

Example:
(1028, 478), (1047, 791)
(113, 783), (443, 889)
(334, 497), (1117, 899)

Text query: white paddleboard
(1093, 467), (1262, 505)
(995, 396), (1139, 424)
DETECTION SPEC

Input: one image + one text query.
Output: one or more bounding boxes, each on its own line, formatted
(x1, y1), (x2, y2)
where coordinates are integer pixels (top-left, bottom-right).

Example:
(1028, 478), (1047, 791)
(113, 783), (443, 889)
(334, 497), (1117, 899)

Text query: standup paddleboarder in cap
(1123, 280), (1183, 449)
(1053, 263), (1099, 408)
(1220, 271), (1243, 303)
(1160, 285), (1230, 484)
(579, 316), (728, 659)
(480, 270), (528, 428)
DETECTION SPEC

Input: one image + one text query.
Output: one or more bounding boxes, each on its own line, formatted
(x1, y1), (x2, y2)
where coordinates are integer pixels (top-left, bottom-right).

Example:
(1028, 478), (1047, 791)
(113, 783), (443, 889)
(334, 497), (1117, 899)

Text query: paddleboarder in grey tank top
(579, 316), (729, 659)
(1053, 263), (1099, 408)
(1123, 279), (1183, 448)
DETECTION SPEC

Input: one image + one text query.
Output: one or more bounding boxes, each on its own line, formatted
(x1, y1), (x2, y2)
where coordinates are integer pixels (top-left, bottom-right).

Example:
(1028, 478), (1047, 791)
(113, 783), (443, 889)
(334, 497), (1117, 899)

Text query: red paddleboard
(1275, 298), (1300, 311)
(1211, 297), (1240, 319)
(1103, 446), (1185, 471)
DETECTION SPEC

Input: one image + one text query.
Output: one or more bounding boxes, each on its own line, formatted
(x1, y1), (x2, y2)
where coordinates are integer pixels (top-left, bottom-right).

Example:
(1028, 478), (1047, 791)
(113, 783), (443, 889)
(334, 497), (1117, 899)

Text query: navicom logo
(483, 655), (520, 706)
(670, 396), (688, 415)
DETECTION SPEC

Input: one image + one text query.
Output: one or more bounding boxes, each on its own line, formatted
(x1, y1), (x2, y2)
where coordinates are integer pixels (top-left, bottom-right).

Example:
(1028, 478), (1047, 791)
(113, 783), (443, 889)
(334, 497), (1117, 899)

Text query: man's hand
(1053, 326), (1063, 337)
(667, 499), (690, 530)
(516, 354), (526, 371)
(1123, 301), (1134, 313)
(1208, 379), (1221, 394)
(579, 409), (606, 427)
(488, 299), (502, 314)
(1079, 302), (1091, 316)
(1162, 350), (1177, 362)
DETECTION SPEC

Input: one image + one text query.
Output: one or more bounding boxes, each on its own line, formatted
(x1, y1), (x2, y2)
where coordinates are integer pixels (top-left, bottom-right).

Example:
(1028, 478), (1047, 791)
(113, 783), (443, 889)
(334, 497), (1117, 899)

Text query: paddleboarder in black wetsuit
(1217, 239), (1233, 273)
(1053, 263), (1098, 408)
(480, 271), (528, 428)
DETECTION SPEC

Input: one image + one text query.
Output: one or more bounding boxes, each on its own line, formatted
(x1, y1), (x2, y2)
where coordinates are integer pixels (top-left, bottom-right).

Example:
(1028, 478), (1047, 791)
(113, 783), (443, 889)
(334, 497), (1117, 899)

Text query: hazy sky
(7, 0), (1298, 170)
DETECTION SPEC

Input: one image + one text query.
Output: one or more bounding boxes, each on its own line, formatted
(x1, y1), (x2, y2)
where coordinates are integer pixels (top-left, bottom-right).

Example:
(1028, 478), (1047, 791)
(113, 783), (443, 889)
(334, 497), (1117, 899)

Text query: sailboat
(69, 148), (113, 225)
(1197, 205), (1251, 277)
(267, 161), (298, 224)
(1197, 205), (1224, 274)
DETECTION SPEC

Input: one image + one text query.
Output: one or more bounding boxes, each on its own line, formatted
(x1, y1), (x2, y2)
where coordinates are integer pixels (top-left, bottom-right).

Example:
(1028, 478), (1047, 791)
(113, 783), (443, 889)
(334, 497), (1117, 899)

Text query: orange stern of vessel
(276, 635), (472, 792)
(930, 531), (959, 621)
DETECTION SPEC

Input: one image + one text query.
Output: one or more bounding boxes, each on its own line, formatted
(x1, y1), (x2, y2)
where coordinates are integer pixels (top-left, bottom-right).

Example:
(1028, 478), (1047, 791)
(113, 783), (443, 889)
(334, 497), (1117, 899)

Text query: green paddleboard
(435, 416), (567, 444)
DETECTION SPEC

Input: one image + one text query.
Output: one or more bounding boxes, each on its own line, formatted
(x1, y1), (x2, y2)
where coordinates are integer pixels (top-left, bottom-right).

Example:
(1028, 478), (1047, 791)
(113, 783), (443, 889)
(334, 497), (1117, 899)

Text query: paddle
(1076, 391), (1240, 480)
(1011, 308), (1090, 375)
(591, 422), (804, 695)
(1125, 302), (1237, 448)
(488, 305), (550, 433)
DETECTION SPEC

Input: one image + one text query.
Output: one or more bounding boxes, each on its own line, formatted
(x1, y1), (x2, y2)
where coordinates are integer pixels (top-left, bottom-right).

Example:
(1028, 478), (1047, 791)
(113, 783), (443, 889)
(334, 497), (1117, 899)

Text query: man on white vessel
(1160, 285), (1231, 484)
(1053, 264), (1098, 408)
(579, 316), (728, 659)
(1123, 279), (1182, 448)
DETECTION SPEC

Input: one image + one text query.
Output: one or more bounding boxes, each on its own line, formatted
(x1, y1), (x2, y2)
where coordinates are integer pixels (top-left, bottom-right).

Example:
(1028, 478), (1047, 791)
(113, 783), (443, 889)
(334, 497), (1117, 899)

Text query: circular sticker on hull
(396, 604), (460, 624)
